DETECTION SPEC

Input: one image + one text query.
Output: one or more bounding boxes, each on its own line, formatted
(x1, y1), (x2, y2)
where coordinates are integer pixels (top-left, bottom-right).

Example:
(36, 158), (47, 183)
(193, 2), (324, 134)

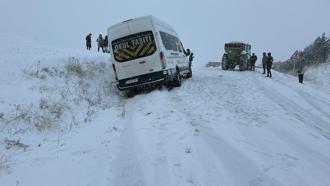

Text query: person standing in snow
(262, 52), (267, 74)
(96, 34), (104, 52)
(103, 35), (109, 53)
(85, 33), (92, 50)
(266, 52), (273, 78)
(250, 53), (257, 71)
(297, 70), (304, 83)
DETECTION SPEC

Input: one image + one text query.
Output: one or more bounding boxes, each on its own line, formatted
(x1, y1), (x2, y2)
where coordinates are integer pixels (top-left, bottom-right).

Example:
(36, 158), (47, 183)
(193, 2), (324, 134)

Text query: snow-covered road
(1, 36), (330, 186)
(99, 68), (330, 186)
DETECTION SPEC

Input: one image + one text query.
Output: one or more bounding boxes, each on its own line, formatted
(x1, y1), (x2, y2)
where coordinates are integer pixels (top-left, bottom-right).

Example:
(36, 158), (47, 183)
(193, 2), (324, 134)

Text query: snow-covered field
(1, 34), (330, 186)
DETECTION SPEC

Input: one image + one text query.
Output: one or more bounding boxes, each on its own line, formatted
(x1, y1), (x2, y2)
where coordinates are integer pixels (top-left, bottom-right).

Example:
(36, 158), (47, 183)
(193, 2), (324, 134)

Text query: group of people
(261, 52), (304, 83)
(85, 33), (109, 53)
(252, 52), (304, 83)
(262, 52), (274, 78)
(248, 52), (273, 78)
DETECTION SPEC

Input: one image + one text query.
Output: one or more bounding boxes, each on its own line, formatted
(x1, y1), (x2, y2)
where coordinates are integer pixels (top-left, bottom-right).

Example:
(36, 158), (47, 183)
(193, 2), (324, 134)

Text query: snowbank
(0, 33), (118, 176)
(0, 33), (116, 133)
(304, 63), (330, 94)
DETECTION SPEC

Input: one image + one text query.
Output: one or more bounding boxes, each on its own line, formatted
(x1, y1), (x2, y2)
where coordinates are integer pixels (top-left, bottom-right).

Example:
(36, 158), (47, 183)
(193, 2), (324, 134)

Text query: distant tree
(303, 33), (328, 63)
(275, 33), (329, 73)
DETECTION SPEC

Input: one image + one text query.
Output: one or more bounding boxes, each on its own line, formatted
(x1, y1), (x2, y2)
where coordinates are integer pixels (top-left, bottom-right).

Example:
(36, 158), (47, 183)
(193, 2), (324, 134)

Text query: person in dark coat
(96, 34), (104, 52)
(250, 53), (257, 71)
(297, 70), (304, 83)
(266, 52), (273, 78)
(189, 52), (194, 63)
(85, 33), (92, 50)
(262, 52), (267, 74)
(103, 35), (109, 53)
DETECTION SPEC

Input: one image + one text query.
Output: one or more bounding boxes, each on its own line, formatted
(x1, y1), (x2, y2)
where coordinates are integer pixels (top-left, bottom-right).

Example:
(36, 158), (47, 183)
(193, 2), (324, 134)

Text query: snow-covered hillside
(1, 34), (330, 186)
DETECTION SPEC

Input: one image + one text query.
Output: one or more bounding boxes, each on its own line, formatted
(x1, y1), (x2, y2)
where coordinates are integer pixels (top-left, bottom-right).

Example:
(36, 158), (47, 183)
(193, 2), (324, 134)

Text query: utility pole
(327, 38), (330, 63)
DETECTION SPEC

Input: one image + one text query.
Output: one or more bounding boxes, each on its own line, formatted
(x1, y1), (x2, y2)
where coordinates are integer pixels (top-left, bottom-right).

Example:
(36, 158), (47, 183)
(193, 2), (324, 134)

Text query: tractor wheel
(222, 54), (229, 70)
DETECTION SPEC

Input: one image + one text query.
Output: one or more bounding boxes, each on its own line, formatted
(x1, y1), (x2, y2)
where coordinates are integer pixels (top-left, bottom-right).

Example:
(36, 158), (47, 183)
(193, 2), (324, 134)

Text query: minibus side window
(160, 31), (182, 53)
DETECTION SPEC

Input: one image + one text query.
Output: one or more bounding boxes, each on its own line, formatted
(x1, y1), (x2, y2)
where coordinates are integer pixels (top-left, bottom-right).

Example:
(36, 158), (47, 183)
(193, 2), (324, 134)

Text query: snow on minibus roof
(108, 15), (176, 34)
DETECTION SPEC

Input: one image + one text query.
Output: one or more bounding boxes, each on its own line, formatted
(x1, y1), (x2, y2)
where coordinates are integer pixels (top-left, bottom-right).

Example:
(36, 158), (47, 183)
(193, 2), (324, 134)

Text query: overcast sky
(1, 0), (329, 63)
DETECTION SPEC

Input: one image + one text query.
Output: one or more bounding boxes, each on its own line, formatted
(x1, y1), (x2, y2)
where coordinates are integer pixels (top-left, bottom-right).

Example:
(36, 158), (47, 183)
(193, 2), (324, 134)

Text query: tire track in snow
(106, 98), (148, 186)
(253, 75), (330, 172)
(200, 126), (283, 186)
(180, 69), (268, 127)
(181, 69), (330, 185)
(173, 69), (284, 186)
(255, 76), (330, 140)
(107, 91), (199, 186)
(296, 91), (330, 119)
(274, 78), (330, 120)
(267, 71), (330, 119)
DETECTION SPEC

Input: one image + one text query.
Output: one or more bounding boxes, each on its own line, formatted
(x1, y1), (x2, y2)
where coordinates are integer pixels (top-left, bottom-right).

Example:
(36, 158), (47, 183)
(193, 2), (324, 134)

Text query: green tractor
(222, 42), (251, 71)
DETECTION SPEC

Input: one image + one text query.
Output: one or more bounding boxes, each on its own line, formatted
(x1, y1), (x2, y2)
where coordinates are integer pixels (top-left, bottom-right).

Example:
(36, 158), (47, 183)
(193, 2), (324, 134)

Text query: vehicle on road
(222, 42), (251, 71)
(108, 16), (192, 92)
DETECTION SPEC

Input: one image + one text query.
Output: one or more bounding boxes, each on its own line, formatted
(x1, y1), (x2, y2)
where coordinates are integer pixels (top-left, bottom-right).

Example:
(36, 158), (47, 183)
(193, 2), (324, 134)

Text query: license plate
(125, 78), (138, 84)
